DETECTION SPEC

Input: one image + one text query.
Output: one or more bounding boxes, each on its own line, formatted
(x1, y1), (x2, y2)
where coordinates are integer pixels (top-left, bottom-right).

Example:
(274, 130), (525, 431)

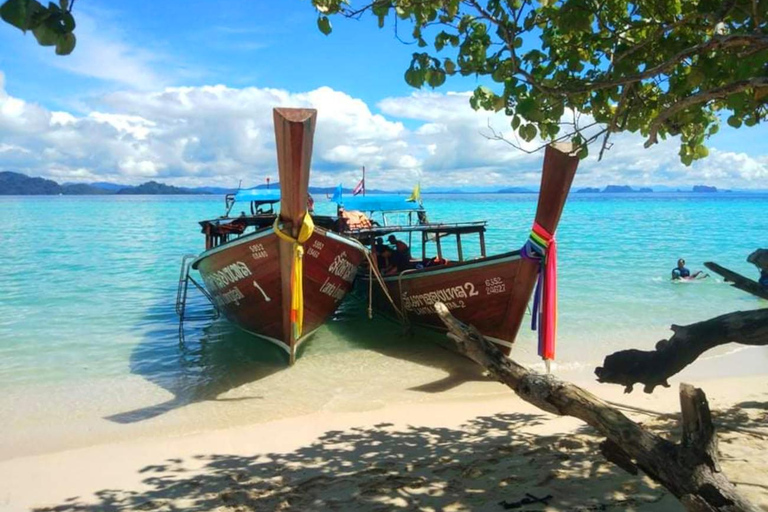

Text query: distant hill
(603, 185), (635, 193)
(496, 187), (535, 193)
(61, 183), (111, 195)
(0, 171), (63, 195)
(189, 186), (237, 195)
(576, 187), (601, 193)
(692, 185), (718, 193)
(116, 181), (205, 195)
(0, 171), (109, 195)
(85, 182), (130, 192)
(638, 187), (653, 193)
(1, 172), (210, 195)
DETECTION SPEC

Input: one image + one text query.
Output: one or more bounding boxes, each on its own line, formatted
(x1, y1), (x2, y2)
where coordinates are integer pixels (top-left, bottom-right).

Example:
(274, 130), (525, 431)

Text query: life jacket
(341, 210), (372, 230)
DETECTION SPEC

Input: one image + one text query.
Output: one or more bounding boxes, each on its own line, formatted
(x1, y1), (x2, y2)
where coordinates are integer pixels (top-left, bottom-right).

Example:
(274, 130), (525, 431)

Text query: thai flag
(352, 178), (365, 196)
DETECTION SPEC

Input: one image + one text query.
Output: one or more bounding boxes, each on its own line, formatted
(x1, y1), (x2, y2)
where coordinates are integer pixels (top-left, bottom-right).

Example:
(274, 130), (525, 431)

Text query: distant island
(0, 171), (742, 196)
(0, 172), (412, 196)
(692, 185), (718, 193)
(0, 172), (208, 196)
(577, 185), (654, 193)
(115, 181), (201, 195)
(603, 185), (652, 193)
(496, 187), (535, 193)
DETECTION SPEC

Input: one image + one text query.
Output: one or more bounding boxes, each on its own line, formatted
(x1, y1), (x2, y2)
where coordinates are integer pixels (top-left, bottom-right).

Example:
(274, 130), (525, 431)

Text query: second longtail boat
(337, 144), (579, 362)
(187, 108), (366, 363)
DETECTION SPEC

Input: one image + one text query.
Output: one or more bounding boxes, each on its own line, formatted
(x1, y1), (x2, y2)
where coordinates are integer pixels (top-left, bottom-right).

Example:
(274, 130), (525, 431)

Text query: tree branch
(644, 77), (768, 147)
(434, 302), (760, 512)
(595, 309), (768, 393)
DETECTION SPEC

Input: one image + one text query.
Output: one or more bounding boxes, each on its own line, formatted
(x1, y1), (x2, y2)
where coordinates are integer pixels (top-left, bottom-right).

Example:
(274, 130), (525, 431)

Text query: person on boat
(374, 238), (389, 269)
(378, 246), (403, 276)
(307, 194), (315, 213)
(387, 235), (412, 261)
(671, 258), (702, 280)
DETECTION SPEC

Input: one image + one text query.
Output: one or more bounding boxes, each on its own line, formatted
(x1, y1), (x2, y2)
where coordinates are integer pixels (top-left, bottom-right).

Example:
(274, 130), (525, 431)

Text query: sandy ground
(1, 375), (766, 512)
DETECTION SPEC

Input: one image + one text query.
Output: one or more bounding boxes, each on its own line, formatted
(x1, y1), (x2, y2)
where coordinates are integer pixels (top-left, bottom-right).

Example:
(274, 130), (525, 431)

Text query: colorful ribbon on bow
(521, 221), (557, 361)
(273, 214), (315, 340)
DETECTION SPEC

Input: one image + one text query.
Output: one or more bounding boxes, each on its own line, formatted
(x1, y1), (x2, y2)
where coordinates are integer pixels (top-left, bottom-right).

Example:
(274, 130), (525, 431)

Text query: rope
(345, 237), (406, 323)
(273, 215), (315, 340)
(521, 221), (558, 363)
(368, 263), (373, 319)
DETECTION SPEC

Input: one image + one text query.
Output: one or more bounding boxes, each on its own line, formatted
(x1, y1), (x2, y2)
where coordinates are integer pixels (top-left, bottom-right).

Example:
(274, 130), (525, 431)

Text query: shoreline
(2, 373), (767, 511)
(2, 342), (766, 462)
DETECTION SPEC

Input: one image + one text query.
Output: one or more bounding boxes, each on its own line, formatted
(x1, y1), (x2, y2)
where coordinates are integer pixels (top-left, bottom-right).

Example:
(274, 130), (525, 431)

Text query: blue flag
(331, 183), (343, 203)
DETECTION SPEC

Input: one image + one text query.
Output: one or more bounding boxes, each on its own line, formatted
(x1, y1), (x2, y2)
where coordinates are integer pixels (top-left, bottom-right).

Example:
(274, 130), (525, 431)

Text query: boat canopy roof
(233, 188), (280, 203)
(347, 221), (487, 237)
(337, 195), (423, 212)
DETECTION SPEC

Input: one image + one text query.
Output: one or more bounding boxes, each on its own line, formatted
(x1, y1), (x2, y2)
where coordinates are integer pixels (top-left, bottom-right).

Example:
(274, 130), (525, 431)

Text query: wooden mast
(503, 144), (579, 350)
(273, 107), (317, 363)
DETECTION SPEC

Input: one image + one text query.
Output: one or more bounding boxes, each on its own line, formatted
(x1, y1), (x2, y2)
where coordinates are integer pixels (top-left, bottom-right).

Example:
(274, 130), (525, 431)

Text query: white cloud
(0, 74), (766, 189)
(37, 10), (168, 90)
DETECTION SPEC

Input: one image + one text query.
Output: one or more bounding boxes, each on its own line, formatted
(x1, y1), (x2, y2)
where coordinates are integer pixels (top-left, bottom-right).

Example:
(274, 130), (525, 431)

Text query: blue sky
(0, 0), (766, 189)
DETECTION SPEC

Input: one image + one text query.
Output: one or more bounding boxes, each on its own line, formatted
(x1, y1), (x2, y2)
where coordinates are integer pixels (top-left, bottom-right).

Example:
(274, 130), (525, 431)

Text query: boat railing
(350, 220), (489, 266)
(345, 220), (487, 237)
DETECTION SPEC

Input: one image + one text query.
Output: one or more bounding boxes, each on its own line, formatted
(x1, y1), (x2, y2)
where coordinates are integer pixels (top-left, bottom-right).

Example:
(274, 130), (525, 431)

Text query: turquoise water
(0, 192), (766, 455)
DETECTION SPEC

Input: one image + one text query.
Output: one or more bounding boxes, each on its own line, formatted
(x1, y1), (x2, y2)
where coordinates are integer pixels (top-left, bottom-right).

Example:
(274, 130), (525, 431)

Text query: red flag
(352, 178), (365, 196)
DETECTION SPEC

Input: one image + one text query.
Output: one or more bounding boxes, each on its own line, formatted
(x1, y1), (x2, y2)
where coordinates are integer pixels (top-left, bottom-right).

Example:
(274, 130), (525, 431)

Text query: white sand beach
(2, 369), (767, 512)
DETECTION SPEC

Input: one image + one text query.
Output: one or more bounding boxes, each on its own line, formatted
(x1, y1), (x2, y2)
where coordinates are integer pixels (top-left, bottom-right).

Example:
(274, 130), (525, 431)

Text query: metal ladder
(176, 254), (220, 328)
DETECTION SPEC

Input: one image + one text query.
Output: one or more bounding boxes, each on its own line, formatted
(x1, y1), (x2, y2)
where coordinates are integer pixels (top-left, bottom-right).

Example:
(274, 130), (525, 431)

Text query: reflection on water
(107, 292), (286, 423)
(108, 287), (493, 424)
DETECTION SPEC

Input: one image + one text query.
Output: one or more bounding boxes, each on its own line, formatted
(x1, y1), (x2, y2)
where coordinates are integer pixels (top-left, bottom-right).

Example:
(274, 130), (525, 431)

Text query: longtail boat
(188, 108), (366, 363)
(338, 145), (579, 361)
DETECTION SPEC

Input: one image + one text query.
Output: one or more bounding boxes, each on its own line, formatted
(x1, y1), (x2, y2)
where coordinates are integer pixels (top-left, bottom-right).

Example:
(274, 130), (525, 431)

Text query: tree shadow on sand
(35, 412), (677, 512)
(105, 293), (286, 424)
(573, 397), (768, 506)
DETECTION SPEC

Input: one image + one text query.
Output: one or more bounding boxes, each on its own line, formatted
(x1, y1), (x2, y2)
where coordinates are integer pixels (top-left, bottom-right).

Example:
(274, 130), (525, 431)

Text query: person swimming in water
(759, 269), (768, 289)
(671, 258), (703, 280)
(747, 249), (768, 289)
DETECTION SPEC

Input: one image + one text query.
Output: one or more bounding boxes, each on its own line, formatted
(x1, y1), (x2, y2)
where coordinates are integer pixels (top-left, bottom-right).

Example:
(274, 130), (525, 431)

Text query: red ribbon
(530, 222), (557, 361)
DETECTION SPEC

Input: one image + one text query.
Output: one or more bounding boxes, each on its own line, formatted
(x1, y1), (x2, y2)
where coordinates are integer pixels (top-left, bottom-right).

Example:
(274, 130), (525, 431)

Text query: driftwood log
(595, 309), (768, 393)
(704, 262), (768, 301)
(433, 302), (759, 512)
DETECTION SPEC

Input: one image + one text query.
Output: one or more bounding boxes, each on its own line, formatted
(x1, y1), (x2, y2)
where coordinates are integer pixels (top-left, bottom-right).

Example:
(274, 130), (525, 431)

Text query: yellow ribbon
(273, 214), (315, 340)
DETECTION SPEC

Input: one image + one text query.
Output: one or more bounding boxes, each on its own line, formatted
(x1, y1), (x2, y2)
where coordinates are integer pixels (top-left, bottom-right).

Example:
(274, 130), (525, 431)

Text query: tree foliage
(1, 0), (76, 55)
(311, 0), (767, 162)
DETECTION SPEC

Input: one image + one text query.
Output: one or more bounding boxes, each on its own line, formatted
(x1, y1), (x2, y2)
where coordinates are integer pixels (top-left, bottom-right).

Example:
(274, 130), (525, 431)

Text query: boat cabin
(199, 189), (334, 250)
(335, 195), (488, 271)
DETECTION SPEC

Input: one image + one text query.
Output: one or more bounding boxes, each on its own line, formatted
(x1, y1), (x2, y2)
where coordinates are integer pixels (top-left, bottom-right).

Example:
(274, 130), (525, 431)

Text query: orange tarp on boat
(341, 210), (372, 230)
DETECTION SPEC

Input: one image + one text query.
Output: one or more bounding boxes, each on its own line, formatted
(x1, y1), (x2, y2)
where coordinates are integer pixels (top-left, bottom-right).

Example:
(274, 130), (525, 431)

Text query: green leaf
(726, 115), (742, 128)
(32, 22), (57, 45)
(317, 15), (332, 35)
(511, 115), (520, 130)
(58, 0), (67, 10)
(55, 30), (74, 54)
(444, 58), (456, 75)
(516, 97), (537, 118)
(693, 144), (709, 159)
(60, 9), (74, 31)
(520, 124), (538, 142)
(0, 0), (32, 32)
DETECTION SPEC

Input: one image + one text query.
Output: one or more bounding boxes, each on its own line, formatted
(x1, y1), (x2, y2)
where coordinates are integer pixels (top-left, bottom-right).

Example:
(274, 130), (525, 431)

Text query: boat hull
(192, 226), (364, 357)
(363, 252), (526, 354)
(356, 145), (579, 357)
